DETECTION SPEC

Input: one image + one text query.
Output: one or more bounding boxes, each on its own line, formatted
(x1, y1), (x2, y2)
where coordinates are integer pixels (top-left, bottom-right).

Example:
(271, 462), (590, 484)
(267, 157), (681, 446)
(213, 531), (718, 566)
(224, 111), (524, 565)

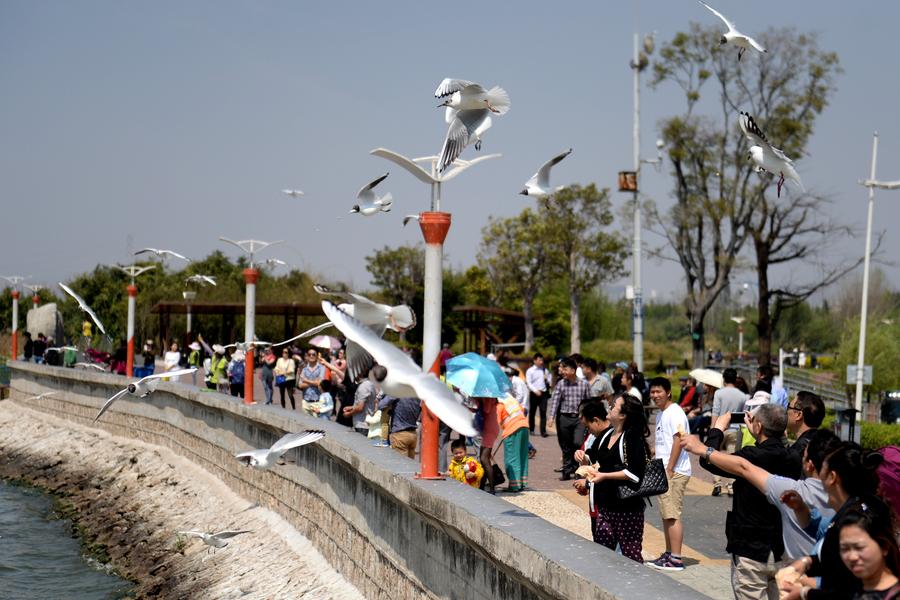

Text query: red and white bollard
(243, 268), (258, 404)
(417, 211), (451, 479)
(11, 290), (19, 361)
(126, 284), (137, 377)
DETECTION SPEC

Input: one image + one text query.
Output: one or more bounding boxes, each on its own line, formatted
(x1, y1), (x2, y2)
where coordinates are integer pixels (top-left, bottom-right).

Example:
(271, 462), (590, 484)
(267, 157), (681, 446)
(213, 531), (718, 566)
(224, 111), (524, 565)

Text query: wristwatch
(704, 446), (715, 460)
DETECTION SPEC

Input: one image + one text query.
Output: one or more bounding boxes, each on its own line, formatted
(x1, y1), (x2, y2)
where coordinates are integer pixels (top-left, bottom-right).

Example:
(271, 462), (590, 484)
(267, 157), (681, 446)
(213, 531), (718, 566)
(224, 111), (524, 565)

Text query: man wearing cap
(711, 368), (747, 496)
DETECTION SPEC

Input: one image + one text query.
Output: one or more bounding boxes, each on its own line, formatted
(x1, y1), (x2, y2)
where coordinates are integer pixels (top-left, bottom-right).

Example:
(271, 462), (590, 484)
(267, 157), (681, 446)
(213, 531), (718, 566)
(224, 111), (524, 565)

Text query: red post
(243, 268), (258, 404)
(126, 284), (137, 377)
(416, 212), (451, 480)
(11, 290), (19, 361)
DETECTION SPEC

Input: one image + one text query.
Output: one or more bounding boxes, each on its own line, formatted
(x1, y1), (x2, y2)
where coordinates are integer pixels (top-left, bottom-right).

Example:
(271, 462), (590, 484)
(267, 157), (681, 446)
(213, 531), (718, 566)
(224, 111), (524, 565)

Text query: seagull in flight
(58, 282), (107, 336)
(350, 173), (393, 216)
(739, 111), (803, 198)
(234, 430), (325, 469)
(520, 148), (573, 197)
(698, 1), (766, 61)
(262, 258), (287, 270)
(322, 301), (476, 436)
(281, 189), (305, 198)
(401, 214), (420, 227)
(223, 340), (272, 352)
(25, 392), (57, 401)
(134, 248), (191, 262)
(93, 367), (197, 423)
(185, 274), (216, 286)
(434, 79), (511, 115)
(75, 362), (108, 372)
(178, 529), (252, 554)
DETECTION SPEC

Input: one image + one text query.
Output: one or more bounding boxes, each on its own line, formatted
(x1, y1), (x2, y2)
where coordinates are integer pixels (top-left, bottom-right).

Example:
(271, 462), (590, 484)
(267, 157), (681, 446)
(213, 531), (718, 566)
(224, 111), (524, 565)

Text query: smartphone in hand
(731, 412), (746, 424)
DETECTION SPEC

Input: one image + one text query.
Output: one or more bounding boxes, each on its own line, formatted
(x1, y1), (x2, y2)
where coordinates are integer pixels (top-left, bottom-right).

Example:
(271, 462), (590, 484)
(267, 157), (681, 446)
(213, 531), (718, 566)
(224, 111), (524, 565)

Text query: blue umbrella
(445, 352), (511, 398)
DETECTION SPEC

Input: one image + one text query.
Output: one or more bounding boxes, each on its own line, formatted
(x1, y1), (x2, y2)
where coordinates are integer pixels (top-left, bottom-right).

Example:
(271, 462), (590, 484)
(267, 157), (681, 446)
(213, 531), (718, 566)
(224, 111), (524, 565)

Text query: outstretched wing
(698, 1), (735, 31)
(357, 173), (389, 202)
(137, 367), (198, 385)
(58, 282), (107, 335)
(746, 35), (766, 53)
(322, 301), (476, 436)
(313, 283), (378, 308)
(211, 530), (252, 541)
(345, 338), (378, 383)
(178, 531), (206, 539)
(93, 388), (129, 423)
(160, 250), (191, 262)
(271, 321), (334, 347)
(438, 109), (489, 173)
(434, 78), (476, 98)
(269, 430), (325, 457)
(738, 111), (769, 147)
(534, 148), (573, 189)
(134, 248), (160, 256)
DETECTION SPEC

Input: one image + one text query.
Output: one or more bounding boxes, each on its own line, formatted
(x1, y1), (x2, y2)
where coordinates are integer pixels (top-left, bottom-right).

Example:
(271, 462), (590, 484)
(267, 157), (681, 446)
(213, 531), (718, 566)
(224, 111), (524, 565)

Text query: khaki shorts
(658, 472), (690, 520)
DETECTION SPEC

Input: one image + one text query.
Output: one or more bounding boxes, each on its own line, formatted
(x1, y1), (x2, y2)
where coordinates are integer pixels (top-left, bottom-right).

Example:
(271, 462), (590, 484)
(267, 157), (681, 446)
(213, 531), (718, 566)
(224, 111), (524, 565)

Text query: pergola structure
(451, 305), (526, 356)
(150, 301), (324, 348)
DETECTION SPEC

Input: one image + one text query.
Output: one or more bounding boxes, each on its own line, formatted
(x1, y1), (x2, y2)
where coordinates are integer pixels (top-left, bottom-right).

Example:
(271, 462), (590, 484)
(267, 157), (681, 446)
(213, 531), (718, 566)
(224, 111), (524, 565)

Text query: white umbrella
(309, 335), (342, 351)
(689, 368), (724, 389)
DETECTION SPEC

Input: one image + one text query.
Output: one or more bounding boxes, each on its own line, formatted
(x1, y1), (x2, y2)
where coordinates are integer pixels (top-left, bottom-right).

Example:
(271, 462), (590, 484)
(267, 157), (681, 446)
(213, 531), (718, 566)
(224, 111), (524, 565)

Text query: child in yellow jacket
(447, 438), (484, 488)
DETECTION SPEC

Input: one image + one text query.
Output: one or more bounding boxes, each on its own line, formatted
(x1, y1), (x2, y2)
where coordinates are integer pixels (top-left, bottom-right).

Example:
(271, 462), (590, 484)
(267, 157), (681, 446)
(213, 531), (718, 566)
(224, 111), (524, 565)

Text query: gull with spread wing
(698, 1), (766, 61)
(134, 248), (191, 262)
(234, 430), (325, 469)
(185, 274), (216, 286)
(281, 189), (304, 198)
(58, 282), (107, 336)
(322, 301), (475, 436)
(93, 367), (197, 423)
(434, 78), (511, 115)
(739, 111), (804, 198)
(520, 148), (573, 197)
(349, 173), (393, 216)
(177, 529), (252, 554)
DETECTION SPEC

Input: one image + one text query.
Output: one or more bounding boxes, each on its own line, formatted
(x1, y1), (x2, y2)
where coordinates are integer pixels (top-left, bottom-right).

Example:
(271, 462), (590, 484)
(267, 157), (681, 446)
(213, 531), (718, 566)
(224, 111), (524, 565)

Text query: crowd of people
(22, 333), (900, 599)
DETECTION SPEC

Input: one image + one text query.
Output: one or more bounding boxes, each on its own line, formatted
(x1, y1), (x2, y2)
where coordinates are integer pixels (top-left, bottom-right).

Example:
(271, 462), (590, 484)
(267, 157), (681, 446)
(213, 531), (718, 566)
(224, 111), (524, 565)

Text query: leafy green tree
(650, 25), (843, 366)
(543, 184), (628, 354)
(478, 208), (550, 352)
(365, 244), (425, 308)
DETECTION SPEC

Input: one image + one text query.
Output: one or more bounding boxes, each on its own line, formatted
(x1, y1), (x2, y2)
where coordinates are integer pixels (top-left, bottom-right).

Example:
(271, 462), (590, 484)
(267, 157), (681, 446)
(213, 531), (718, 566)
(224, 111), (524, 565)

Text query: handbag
(275, 375), (286, 385)
(616, 434), (669, 500)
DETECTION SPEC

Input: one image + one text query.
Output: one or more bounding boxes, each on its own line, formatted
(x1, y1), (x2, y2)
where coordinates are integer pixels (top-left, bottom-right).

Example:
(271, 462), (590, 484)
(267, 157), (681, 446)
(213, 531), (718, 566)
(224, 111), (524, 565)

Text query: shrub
(861, 422), (900, 451)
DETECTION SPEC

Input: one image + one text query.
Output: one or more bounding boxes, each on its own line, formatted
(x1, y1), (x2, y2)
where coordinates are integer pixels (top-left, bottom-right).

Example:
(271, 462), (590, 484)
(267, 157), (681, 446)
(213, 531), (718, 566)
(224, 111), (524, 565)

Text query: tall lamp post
(117, 265), (155, 377)
(3, 276), (28, 360)
(183, 291), (197, 335)
(219, 237), (282, 404)
(625, 28), (660, 372)
(370, 148), (500, 478)
(730, 316), (746, 358)
(854, 132), (900, 430)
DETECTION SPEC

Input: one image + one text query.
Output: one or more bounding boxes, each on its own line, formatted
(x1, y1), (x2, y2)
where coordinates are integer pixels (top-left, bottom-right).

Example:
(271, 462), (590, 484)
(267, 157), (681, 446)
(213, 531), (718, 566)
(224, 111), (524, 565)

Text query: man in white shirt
(525, 353), (550, 437)
(646, 376), (691, 572)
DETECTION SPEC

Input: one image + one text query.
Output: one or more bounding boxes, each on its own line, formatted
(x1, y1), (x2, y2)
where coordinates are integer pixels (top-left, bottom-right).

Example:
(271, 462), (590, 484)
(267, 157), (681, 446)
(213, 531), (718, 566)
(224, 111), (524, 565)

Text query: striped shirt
(548, 377), (593, 417)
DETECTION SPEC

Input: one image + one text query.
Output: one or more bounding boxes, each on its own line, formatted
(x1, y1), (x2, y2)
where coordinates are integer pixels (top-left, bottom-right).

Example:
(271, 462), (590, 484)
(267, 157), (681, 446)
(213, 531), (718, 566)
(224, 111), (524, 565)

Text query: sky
(2, 1), (899, 306)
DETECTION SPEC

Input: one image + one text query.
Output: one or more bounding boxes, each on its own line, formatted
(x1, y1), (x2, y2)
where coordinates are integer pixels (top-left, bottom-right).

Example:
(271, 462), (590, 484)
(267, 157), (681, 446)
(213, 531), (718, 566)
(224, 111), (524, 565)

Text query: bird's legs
(776, 172), (785, 198)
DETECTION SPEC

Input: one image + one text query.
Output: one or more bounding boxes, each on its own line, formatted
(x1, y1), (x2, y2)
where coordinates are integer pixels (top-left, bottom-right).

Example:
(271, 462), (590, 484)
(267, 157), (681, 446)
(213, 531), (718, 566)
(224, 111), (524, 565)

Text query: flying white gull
(223, 340), (272, 352)
(262, 258), (287, 270)
(234, 430), (325, 469)
(738, 111), (803, 198)
(350, 173), (393, 216)
(178, 529), (252, 553)
(270, 284), (416, 380)
(58, 282), (107, 336)
(322, 301), (476, 436)
(520, 148), (573, 197)
(93, 367), (197, 423)
(25, 392), (57, 401)
(698, 1), (766, 61)
(75, 363), (107, 372)
(134, 248), (191, 262)
(185, 274), (216, 286)
(434, 79), (511, 115)
(281, 189), (305, 198)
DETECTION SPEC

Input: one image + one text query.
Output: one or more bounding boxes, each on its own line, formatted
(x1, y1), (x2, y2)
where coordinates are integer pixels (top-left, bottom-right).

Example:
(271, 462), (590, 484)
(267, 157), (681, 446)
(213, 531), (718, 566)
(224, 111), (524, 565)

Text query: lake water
(0, 479), (132, 599)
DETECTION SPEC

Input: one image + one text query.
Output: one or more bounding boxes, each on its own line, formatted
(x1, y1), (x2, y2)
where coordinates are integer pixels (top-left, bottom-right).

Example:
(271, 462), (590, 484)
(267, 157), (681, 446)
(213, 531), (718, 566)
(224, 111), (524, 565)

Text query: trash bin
(834, 406), (861, 444)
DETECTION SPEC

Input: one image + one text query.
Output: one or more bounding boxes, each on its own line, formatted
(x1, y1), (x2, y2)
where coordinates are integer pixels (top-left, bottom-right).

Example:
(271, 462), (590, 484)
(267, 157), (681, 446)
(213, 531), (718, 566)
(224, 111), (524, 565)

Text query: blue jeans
(263, 378), (274, 405)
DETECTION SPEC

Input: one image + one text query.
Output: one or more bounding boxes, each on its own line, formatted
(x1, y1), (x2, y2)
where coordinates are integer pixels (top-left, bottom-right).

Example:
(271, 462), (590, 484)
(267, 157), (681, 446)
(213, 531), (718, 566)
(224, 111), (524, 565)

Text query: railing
(733, 363), (849, 410)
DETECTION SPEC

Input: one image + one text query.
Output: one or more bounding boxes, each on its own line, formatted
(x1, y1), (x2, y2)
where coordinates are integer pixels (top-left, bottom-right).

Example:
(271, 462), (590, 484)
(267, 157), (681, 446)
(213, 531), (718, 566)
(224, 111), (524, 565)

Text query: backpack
(230, 360), (245, 384)
(878, 446), (900, 518)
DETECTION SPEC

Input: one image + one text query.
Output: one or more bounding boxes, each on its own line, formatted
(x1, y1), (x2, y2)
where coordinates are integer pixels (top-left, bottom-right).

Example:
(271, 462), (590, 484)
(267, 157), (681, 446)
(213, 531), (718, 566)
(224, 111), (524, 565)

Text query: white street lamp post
(25, 284), (44, 309)
(854, 133), (900, 427)
(730, 316), (746, 357)
(3, 276), (28, 360)
(370, 148), (500, 478)
(219, 237), (282, 404)
(183, 291), (197, 334)
(117, 265), (155, 377)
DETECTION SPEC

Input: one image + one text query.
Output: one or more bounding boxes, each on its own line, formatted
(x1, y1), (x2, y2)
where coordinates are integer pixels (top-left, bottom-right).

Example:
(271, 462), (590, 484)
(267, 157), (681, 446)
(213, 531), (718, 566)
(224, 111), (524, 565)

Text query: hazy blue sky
(3, 1), (899, 305)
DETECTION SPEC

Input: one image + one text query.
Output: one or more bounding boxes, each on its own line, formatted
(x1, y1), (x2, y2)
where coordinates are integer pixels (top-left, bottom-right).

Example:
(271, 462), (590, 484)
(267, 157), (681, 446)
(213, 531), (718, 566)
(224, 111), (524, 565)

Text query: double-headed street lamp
(219, 237), (283, 404)
(117, 265), (156, 377)
(370, 148), (500, 479)
(854, 132), (900, 431)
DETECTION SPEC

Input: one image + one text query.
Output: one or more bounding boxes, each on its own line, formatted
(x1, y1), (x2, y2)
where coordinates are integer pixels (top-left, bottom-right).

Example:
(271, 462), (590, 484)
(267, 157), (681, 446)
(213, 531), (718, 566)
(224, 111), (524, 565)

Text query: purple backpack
(878, 446), (900, 517)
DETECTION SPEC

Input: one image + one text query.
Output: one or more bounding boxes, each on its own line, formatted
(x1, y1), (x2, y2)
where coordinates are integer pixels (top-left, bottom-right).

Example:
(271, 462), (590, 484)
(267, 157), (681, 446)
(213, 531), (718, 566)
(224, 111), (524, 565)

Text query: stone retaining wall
(8, 362), (707, 600)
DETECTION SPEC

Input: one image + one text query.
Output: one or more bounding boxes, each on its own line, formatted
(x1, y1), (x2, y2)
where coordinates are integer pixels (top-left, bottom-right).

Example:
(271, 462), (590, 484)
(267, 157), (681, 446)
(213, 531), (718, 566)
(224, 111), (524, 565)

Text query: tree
(365, 244), (425, 308)
(543, 184), (628, 354)
(478, 208), (550, 352)
(649, 25), (842, 366)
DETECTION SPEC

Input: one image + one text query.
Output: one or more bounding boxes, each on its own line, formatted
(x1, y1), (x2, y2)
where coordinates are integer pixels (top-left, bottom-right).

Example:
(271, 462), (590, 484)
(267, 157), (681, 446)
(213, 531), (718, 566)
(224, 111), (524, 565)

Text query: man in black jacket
(699, 403), (791, 600)
(785, 391), (825, 479)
